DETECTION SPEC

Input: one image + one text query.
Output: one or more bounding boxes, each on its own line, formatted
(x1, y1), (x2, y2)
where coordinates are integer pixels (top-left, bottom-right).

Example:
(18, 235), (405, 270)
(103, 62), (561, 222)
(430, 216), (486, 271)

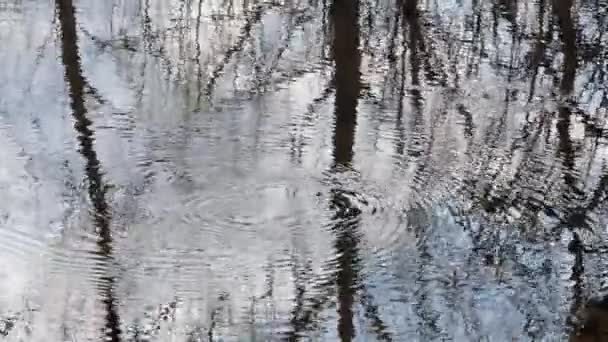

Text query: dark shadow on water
(55, 0), (121, 340)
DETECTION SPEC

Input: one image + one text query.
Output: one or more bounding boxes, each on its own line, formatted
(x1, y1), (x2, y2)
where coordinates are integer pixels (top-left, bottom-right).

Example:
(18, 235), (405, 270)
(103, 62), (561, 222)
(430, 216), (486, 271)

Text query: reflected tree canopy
(0, 0), (608, 340)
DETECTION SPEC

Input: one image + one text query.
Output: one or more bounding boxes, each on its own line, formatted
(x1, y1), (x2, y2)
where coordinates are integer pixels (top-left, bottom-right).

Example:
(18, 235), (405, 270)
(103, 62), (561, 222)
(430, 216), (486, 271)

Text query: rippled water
(1, 0), (608, 341)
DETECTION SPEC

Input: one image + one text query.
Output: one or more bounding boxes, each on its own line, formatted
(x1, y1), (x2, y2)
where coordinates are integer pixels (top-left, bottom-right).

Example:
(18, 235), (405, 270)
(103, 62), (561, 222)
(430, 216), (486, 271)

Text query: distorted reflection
(1, 0), (608, 340)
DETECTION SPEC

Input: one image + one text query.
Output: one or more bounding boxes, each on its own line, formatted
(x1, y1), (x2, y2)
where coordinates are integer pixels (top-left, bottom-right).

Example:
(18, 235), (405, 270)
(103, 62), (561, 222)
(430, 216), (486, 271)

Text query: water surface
(1, 0), (608, 340)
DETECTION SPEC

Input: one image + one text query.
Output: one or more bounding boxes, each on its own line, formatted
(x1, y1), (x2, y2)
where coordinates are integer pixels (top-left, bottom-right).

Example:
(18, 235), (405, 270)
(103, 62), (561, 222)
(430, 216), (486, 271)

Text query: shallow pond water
(1, 0), (608, 341)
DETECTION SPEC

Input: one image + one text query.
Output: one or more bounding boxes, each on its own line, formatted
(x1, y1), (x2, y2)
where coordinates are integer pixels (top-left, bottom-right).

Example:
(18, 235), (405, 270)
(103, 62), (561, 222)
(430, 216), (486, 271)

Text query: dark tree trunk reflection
(55, 1), (121, 341)
(330, 0), (361, 340)
(553, 0), (576, 95)
(331, 0), (361, 169)
(554, 0), (578, 197)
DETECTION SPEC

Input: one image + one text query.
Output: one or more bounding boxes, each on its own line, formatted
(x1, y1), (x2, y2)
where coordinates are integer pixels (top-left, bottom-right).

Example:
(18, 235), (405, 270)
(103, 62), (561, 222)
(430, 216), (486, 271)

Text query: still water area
(1, 0), (608, 340)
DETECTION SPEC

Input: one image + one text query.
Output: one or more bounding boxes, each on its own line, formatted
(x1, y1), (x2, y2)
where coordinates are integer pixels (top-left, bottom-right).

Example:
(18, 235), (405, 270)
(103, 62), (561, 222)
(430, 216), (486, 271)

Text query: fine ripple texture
(1, 0), (608, 341)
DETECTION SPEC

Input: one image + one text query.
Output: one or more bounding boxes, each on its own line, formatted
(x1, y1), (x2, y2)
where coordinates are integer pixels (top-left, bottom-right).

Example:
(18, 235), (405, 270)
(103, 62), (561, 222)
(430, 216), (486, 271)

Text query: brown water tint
(1, 0), (608, 340)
